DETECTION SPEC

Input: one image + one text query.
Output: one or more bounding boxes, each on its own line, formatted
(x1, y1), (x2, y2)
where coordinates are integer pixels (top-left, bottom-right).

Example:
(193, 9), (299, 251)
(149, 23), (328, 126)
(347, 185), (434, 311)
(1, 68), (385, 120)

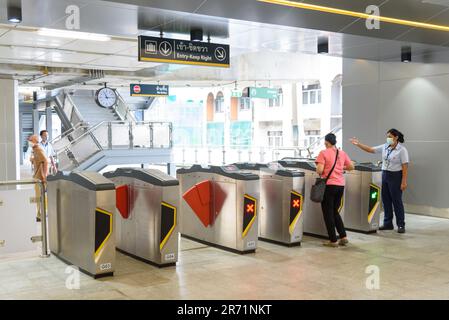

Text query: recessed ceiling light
(318, 36), (329, 54)
(401, 46), (412, 63)
(190, 29), (203, 42)
(37, 28), (112, 41)
(7, 5), (22, 24)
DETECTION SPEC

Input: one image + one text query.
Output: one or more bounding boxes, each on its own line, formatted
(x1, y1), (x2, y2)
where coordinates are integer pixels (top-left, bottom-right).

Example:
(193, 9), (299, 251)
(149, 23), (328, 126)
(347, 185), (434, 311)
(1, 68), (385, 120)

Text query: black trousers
(321, 185), (347, 243)
(382, 171), (405, 228)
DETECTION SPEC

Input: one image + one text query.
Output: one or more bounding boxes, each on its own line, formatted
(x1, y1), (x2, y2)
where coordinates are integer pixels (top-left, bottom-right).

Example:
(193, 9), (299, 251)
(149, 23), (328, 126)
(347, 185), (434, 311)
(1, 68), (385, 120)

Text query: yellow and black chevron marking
(94, 208), (113, 258)
(368, 184), (381, 223)
(160, 202), (177, 251)
(242, 194), (257, 238)
(289, 191), (303, 235)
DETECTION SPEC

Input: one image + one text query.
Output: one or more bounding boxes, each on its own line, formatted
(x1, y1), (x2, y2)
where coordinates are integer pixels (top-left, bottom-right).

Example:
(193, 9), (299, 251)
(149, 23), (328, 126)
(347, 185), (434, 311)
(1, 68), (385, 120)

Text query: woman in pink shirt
(315, 133), (354, 247)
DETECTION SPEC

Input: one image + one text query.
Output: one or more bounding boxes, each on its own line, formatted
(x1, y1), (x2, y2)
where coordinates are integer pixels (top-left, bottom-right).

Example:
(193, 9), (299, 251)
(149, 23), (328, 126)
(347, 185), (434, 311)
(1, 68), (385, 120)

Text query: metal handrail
(115, 92), (137, 122)
(55, 120), (173, 153)
(306, 125), (343, 158)
(0, 179), (49, 258)
(50, 122), (87, 145)
(65, 93), (85, 126)
(55, 120), (108, 153)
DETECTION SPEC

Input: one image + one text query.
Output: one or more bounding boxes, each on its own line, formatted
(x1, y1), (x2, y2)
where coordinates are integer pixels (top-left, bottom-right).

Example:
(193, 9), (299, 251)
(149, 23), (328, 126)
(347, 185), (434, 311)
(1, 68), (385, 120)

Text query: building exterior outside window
(302, 84), (321, 105)
(215, 91), (224, 113)
(268, 88), (283, 107)
(268, 130), (283, 147)
(239, 97), (251, 111)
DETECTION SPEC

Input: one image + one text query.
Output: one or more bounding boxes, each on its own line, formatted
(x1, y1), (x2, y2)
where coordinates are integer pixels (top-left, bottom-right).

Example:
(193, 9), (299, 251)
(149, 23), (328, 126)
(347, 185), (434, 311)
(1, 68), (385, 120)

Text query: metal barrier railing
(172, 145), (309, 166)
(54, 121), (173, 171)
(115, 92), (137, 122)
(306, 125), (343, 158)
(0, 179), (49, 258)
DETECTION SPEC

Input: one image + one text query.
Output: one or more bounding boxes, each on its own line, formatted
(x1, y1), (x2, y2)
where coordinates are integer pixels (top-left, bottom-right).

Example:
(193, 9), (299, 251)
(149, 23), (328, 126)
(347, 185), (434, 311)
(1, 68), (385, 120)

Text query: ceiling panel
(84, 55), (158, 68)
(106, 0), (449, 47)
(60, 39), (137, 54)
(36, 51), (104, 64)
(396, 27), (449, 45)
(375, 0), (448, 21)
(0, 27), (9, 37)
(0, 29), (73, 48)
(115, 45), (139, 57)
(0, 46), (49, 60)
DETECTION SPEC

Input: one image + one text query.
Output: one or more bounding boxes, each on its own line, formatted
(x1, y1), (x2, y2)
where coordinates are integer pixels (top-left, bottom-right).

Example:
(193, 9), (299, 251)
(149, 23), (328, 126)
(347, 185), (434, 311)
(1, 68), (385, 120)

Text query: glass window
(302, 92), (309, 105)
(267, 131), (283, 147)
(310, 91), (316, 104)
(215, 92), (224, 113)
(318, 90), (322, 104)
(239, 97), (251, 111)
(269, 89), (283, 107)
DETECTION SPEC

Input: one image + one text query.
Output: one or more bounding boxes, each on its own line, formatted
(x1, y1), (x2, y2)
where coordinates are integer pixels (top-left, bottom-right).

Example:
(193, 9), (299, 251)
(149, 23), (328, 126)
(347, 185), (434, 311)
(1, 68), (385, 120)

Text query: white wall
(342, 58), (449, 218)
(0, 79), (20, 181)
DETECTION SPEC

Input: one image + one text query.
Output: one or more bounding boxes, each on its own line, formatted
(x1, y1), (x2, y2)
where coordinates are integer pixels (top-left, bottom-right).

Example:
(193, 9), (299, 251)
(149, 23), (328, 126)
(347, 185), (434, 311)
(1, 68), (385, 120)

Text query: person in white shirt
(350, 129), (409, 234)
(39, 130), (57, 174)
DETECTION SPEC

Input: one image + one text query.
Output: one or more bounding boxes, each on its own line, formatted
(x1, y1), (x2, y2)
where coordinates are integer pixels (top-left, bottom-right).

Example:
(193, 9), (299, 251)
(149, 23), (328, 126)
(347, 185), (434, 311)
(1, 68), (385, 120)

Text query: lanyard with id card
(384, 147), (394, 170)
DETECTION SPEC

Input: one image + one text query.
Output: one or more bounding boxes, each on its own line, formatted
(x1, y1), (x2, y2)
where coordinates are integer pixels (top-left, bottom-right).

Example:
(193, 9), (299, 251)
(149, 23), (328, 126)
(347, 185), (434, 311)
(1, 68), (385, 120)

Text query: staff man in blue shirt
(39, 130), (57, 174)
(350, 129), (409, 234)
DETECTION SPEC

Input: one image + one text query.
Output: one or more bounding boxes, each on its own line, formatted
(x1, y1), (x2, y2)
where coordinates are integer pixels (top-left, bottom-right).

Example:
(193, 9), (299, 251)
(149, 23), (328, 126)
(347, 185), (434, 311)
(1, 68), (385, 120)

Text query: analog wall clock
(95, 86), (118, 108)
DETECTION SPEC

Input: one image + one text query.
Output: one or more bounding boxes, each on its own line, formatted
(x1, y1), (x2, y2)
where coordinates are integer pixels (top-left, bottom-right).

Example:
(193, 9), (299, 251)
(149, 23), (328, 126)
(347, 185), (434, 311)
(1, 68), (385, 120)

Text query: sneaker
(398, 227), (406, 234)
(323, 241), (339, 248)
(379, 225), (394, 231)
(338, 238), (349, 246)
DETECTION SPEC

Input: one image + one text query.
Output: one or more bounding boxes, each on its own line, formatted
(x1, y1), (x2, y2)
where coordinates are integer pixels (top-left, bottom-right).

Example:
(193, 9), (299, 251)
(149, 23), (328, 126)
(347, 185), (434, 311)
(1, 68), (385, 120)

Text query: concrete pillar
(46, 92), (53, 140)
(0, 79), (20, 181)
(320, 79), (333, 136)
(32, 91), (39, 135)
(281, 84), (293, 147)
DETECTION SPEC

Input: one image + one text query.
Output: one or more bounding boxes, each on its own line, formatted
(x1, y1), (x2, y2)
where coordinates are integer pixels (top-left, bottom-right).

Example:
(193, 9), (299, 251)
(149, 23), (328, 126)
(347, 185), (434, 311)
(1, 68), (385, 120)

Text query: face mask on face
(28, 141), (34, 148)
(386, 137), (394, 146)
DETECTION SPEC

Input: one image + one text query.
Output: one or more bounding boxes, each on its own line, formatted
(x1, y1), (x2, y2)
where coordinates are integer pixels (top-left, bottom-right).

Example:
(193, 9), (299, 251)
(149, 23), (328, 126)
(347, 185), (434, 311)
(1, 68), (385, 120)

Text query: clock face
(95, 87), (117, 108)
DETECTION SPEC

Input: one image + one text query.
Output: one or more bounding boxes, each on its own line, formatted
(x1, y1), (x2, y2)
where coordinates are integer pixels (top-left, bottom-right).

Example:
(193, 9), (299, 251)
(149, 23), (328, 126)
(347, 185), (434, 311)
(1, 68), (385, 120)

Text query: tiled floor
(1, 214), (449, 300)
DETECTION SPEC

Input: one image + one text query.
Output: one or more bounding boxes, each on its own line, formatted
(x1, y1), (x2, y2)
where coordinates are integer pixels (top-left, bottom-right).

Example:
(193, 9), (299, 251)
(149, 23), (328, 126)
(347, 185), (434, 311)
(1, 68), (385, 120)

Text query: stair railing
(114, 92), (137, 122)
(54, 121), (172, 171)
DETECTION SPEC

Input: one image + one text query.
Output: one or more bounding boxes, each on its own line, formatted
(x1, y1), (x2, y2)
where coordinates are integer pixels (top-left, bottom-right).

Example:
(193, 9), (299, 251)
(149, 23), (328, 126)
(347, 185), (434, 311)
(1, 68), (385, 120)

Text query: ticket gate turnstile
(104, 168), (179, 267)
(278, 159), (345, 239)
(47, 171), (116, 278)
(177, 165), (259, 254)
(233, 162), (305, 246)
(344, 163), (382, 233)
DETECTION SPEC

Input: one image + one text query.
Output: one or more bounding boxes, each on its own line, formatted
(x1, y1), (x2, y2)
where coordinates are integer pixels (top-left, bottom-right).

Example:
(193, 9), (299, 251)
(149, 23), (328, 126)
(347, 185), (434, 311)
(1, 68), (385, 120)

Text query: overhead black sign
(138, 36), (230, 68)
(130, 84), (169, 97)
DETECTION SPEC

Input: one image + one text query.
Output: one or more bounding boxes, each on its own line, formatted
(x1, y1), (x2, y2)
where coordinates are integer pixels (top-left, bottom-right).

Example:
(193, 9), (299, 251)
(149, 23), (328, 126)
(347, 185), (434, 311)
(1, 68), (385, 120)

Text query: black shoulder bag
(310, 149), (339, 203)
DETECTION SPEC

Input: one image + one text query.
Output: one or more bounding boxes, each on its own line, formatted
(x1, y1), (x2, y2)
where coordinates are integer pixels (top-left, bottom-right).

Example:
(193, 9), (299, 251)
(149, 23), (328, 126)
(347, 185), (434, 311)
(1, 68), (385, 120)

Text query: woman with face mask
(350, 129), (409, 234)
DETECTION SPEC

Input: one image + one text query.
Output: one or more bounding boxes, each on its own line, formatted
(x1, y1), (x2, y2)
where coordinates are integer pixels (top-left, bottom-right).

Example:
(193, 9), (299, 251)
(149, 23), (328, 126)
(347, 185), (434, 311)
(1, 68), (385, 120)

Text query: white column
(0, 79), (20, 181)
(281, 84), (293, 146)
(320, 79), (333, 136)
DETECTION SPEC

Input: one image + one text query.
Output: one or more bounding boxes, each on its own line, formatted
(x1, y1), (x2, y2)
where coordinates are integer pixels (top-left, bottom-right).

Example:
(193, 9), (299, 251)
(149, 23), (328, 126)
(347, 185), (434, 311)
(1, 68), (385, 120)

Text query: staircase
(50, 89), (173, 172)
(53, 121), (173, 172)
(69, 91), (119, 125)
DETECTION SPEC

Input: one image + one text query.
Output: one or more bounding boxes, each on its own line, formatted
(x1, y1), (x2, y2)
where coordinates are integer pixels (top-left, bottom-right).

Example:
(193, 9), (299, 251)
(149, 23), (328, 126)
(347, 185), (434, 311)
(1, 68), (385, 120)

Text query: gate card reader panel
(48, 171), (115, 191)
(104, 168), (180, 267)
(278, 159), (343, 239)
(234, 162), (305, 178)
(344, 162), (382, 233)
(47, 171), (116, 278)
(233, 162), (305, 246)
(177, 165), (260, 253)
(104, 168), (179, 186)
